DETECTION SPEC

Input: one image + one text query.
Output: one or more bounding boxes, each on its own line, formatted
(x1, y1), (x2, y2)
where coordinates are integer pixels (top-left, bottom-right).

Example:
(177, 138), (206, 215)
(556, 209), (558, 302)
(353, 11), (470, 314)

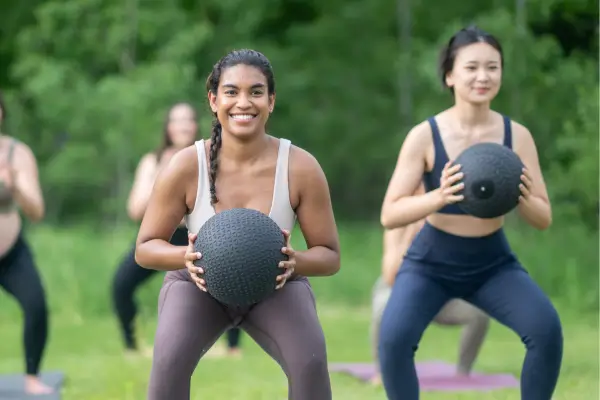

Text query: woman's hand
(185, 232), (206, 292)
(436, 161), (465, 205)
(519, 167), (534, 203)
(276, 229), (296, 290)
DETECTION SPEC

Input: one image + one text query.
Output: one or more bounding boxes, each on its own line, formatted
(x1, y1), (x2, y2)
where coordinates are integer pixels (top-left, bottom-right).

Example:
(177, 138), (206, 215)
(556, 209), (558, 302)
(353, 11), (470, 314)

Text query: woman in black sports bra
(377, 26), (563, 400)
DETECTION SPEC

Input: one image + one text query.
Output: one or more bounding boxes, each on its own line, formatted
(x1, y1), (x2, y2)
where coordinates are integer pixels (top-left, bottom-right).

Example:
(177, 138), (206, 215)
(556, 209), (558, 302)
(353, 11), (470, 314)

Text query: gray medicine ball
(193, 208), (288, 307)
(454, 142), (524, 219)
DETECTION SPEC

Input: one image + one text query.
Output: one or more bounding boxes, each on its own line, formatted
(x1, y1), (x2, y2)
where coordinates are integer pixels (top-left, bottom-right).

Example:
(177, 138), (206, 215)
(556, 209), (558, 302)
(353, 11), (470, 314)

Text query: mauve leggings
(147, 272), (332, 400)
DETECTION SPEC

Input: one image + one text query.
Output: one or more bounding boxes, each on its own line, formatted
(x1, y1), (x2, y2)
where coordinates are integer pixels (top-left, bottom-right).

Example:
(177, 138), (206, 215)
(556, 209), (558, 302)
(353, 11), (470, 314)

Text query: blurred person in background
(0, 92), (53, 395)
(370, 183), (490, 386)
(110, 102), (243, 359)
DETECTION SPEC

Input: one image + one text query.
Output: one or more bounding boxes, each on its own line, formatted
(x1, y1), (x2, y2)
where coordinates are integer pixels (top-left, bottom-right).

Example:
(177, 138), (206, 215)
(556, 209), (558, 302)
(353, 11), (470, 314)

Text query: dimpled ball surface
(193, 208), (288, 307)
(454, 142), (524, 219)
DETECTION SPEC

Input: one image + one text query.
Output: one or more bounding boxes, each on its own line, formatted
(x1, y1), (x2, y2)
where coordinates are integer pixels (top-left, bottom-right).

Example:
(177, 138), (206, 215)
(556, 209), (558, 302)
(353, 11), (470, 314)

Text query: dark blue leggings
(378, 222), (563, 400)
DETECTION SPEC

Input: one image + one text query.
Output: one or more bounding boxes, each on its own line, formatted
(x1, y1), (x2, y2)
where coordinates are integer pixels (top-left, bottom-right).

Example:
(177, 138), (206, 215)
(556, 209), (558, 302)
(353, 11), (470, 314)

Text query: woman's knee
(22, 293), (48, 328)
(471, 309), (491, 328)
(523, 305), (563, 353)
(378, 315), (420, 361)
(111, 275), (132, 303)
(286, 330), (329, 382)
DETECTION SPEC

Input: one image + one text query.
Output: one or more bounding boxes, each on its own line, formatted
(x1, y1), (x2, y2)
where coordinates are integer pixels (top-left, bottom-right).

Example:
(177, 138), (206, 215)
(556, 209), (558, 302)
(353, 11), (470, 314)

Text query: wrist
(427, 189), (446, 211)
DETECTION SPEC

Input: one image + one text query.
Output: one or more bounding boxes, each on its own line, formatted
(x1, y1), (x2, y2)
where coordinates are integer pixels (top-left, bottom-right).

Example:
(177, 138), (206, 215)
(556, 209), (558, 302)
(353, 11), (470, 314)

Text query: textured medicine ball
(454, 142), (524, 219)
(193, 208), (288, 307)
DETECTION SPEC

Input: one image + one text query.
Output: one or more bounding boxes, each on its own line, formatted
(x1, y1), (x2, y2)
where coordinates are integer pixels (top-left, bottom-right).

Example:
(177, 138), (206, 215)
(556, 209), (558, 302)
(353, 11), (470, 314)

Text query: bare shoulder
(288, 143), (325, 180)
(11, 138), (37, 166)
(163, 145), (198, 178)
(139, 152), (158, 167)
(402, 119), (434, 151)
(507, 118), (536, 151)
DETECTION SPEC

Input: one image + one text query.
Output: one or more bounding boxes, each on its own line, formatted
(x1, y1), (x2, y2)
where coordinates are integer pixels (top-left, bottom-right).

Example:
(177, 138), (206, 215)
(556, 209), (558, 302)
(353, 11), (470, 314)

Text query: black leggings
(0, 234), (49, 376)
(111, 227), (243, 350)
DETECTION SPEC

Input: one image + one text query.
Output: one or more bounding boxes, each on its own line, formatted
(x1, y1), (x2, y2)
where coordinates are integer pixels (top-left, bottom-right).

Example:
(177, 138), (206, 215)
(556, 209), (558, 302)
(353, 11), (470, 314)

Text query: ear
(445, 72), (454, 89)
(208, 91), (218, 114)
(268, 93), (276, 113)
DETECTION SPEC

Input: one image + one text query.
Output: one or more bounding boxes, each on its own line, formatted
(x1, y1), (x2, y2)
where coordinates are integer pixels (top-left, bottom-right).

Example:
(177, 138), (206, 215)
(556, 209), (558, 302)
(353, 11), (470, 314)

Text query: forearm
(135, 240), (187, 271)
(13, 187), (44, 222)
(293, 246), (340, 277)
(518, 196), (552, 230)
(381, 191), (442, 229)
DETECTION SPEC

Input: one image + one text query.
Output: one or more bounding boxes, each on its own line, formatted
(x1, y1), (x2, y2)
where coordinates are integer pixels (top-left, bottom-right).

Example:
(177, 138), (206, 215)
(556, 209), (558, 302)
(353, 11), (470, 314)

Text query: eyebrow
(465, 60), (500, 64)
(221, 83), (266, 89)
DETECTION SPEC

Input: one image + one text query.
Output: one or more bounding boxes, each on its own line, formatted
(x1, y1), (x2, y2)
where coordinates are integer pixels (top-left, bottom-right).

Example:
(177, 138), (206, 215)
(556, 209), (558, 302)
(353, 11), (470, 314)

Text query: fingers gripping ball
(193, 208), (288, 307)
(454, 142), (524, 219)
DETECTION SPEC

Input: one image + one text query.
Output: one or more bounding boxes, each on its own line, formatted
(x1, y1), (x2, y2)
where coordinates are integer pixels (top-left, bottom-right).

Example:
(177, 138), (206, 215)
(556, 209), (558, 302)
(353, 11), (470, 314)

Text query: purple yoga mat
(329, 361), (519, 392)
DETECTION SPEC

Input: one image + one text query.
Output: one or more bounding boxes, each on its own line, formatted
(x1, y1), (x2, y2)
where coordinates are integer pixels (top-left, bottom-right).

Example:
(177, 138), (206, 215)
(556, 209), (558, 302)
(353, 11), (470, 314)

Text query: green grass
(0, 221), (597, 398)
(0, 303), (597, 399)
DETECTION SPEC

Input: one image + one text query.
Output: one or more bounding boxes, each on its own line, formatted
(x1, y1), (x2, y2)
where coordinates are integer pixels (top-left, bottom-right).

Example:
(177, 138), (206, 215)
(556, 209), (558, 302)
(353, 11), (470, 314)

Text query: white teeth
(231, 114), (255, 120)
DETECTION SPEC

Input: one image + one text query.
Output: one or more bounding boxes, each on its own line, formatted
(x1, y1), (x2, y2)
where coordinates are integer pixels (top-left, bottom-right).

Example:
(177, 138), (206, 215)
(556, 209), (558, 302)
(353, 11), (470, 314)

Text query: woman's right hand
(437, 161), (465, 205)
(185, 232), (206, 292)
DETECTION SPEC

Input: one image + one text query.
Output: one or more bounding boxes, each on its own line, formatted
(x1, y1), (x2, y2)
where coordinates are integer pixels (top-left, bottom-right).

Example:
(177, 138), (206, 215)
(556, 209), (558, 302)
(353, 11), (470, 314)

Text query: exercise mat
(0, 371), (65, 399)
(329, 361), (519, 391)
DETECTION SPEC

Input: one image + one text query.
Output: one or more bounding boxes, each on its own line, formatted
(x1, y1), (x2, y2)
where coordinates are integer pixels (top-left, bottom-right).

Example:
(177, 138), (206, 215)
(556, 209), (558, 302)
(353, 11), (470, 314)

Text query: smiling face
(445, 42), (503, 105)
(166, 103), (197, 148)
(209, 64), (275, 140)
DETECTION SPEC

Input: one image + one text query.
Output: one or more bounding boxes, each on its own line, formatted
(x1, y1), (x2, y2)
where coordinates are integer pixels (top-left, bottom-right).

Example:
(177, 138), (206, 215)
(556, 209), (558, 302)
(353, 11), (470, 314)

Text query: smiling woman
(134, 49), (341, 400)
(377, 26), (563, 400)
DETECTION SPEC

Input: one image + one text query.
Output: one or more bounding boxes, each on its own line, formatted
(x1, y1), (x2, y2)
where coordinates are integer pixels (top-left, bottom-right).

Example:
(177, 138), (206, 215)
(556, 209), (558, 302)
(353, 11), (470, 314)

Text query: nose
(236, 93), (252, 109)
(476, 68), (490, 82)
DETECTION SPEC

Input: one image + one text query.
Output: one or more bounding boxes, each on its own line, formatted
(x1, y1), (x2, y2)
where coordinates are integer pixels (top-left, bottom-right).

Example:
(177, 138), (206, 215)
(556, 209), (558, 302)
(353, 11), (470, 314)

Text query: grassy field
(0, 303), (597, 399)
(0, 221), (598, 399)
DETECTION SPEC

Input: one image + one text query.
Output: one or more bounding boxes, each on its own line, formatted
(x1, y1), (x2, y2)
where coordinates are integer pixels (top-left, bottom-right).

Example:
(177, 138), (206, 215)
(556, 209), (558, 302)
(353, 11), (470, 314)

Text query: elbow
(134, 242), (150, 269)
(380, 209), (399, 230)
(329, 255), (341, 276)
(127, 206), (143, 222)
(380, 214), (393, 230)
(322, 247), (341, 276)
(380, 201), (405, 230)
(380, 206), (392, 229)
(29, 204), (45, 223)
(536, 214), (552, 231)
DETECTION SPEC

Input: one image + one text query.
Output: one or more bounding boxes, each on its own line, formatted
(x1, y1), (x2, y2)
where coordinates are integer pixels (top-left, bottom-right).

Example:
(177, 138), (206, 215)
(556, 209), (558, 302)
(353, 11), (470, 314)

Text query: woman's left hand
(519, 167), (533, 202)
(276, 229), (296, 290)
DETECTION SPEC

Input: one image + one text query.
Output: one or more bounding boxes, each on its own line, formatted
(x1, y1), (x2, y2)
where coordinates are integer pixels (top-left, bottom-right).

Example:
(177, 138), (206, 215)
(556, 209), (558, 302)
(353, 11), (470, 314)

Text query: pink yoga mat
(329, 361), (519, 392)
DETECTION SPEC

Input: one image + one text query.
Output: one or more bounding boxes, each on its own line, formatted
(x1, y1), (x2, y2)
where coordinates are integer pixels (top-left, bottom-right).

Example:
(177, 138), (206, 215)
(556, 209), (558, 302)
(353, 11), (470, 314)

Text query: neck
(220, 131), (270, 163)
(451, 99), (492, 129)
(169, 144), (187, 151)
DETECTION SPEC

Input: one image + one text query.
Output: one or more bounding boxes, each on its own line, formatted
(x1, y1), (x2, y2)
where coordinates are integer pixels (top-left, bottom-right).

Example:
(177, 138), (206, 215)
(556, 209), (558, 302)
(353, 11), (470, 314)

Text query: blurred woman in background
(0, 92), (53, 395)
(109, 102), (241, 357)
(110, 101), (244, 358)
